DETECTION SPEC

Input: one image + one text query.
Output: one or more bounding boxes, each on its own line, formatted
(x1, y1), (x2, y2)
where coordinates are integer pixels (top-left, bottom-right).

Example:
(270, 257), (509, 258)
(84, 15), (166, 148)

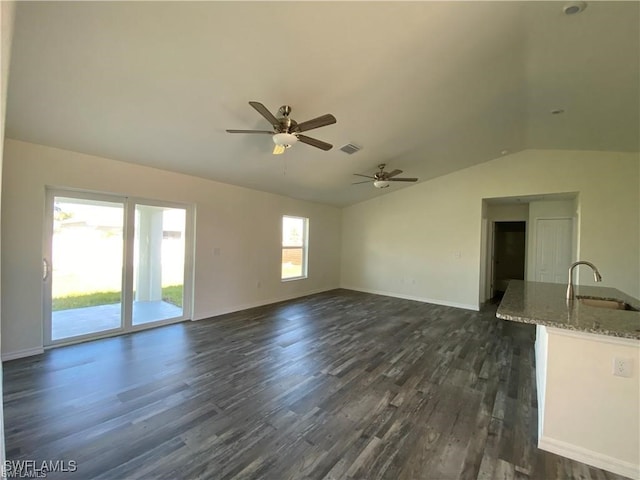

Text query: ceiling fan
(353, 164), (419, 189)
(226, 101), (336, 155)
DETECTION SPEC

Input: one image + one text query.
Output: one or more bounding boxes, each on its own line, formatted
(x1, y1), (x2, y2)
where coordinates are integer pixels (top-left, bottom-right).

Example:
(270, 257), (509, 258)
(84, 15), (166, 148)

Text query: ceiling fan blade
(296, 114), (337, 133)
(386, 169), (403, 178)
(352, 180), (372, 185)
(249, 101), (280, 128)
(297, 134), (332, 151)
(353, 173), (375, 179)
(389, 178), (418, 182)
(226, 129), (274, 134)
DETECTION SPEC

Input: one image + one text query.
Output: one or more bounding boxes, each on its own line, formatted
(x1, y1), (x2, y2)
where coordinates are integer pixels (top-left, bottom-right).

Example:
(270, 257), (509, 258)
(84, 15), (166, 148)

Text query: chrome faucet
(567, 261), (602, 301)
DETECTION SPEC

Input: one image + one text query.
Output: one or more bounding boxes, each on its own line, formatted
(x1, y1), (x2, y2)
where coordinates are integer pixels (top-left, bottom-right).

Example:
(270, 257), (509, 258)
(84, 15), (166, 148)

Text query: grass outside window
(52, 285), (184, 311)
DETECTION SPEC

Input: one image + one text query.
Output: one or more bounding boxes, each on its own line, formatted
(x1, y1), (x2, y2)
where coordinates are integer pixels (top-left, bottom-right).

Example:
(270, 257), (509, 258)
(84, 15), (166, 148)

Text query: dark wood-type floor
(3, 289), (631, 480)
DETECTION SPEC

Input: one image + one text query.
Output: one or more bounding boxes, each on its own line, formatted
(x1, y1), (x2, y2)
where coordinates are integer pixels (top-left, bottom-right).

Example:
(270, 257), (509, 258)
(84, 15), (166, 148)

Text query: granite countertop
(496, 280), (640, 340)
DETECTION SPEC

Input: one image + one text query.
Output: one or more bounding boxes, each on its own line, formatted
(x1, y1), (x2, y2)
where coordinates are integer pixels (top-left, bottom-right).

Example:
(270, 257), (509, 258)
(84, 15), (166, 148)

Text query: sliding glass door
(47, 195), (125, 341)
(44, 190), (192, 346)
(132, 205), (186, 326)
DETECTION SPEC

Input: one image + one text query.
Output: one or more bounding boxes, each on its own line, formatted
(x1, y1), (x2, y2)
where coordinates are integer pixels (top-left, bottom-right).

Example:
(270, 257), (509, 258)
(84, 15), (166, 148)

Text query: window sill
(281, 276), (308, 282)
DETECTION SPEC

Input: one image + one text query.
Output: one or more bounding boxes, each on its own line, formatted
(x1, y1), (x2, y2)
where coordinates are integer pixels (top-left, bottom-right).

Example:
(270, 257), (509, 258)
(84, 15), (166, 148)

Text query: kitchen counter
(496, 280), (640, 340)
(497, 280), (640, 477)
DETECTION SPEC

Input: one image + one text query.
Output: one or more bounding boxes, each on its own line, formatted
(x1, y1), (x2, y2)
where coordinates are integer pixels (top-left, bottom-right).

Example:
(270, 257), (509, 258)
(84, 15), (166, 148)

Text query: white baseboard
(2, 347), (45, 362)
(192, 286), (340, 321)
(539, 435), (640, 479)
(339, 285), (479, 311)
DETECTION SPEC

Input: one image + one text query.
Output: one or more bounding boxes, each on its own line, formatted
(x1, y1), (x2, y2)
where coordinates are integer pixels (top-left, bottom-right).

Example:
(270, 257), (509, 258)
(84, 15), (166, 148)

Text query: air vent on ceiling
(339, 143), (362, 155)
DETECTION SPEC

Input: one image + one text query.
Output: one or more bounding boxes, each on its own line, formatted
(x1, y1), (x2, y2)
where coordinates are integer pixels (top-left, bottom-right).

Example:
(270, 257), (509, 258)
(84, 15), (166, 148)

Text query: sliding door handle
(43, 258), (49, 281)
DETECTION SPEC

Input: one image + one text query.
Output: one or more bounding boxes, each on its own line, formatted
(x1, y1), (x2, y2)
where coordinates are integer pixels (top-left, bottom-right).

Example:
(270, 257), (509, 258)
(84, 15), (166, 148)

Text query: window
(281, 215), (308, 280)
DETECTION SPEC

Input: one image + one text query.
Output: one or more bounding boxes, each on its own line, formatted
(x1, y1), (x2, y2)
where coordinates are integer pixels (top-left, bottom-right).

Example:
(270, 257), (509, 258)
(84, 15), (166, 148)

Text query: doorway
(43, 190), (192, 346)
(492, 221), (526, 298)
(480, 194), (578, 304)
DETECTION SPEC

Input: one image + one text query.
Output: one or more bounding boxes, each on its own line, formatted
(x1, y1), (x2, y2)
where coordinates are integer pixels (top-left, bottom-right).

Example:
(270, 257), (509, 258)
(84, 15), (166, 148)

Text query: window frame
(281, 215), (309, 281)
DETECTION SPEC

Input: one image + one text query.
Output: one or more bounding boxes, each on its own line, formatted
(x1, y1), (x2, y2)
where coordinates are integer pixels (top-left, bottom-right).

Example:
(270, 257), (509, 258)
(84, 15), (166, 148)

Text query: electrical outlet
(612, 357), (633, 378)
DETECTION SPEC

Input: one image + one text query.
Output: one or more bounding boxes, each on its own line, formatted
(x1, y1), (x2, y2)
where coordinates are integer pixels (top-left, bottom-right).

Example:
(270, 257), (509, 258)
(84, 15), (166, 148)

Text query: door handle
(43, 258), (49, 281)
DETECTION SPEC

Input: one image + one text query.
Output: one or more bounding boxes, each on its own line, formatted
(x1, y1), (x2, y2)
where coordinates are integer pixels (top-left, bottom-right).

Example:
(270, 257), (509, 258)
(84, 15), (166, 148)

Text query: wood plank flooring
(3, 289), (631, 479)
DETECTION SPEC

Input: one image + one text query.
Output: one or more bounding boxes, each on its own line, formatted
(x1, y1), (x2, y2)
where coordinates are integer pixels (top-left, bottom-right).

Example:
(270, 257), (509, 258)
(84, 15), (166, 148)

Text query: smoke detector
(563, 1), (587, 15)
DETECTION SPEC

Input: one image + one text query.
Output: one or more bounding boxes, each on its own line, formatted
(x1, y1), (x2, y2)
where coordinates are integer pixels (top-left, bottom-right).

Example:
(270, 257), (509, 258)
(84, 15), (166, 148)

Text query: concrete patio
(52, 300), (183, 340)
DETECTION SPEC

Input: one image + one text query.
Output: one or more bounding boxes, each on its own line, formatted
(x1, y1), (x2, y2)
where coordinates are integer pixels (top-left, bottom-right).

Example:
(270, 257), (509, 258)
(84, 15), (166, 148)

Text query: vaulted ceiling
(5, 1), (639, 206)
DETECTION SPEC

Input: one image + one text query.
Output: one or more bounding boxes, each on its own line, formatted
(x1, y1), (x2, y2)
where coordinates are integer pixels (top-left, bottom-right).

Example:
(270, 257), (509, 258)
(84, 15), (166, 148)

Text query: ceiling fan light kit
(273, 132), (298, 146)
(272, 144), (286, 155)
(373, 180), (390, 189)
(226, 102), (336, 154)
(272, 132), (297, 155)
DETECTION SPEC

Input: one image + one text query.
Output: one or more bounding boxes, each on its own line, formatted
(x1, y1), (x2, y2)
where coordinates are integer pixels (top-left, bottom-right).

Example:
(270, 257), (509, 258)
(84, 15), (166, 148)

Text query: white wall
(540, 328), (640, 478)
(534, 324), (548, 441)
(1, 139), (342, 358)
(0, 0), (16, 468)
(486, 203), (529, 222)
(341, 150), (640, 309)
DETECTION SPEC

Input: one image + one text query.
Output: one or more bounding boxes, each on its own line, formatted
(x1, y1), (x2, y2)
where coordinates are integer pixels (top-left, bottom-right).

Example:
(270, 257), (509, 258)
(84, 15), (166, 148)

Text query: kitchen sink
(576, 296), (639, 312)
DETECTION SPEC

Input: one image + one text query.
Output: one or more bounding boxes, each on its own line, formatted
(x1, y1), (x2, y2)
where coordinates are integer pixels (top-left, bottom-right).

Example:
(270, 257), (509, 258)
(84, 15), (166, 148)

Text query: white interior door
(534, 218), (572, 283)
